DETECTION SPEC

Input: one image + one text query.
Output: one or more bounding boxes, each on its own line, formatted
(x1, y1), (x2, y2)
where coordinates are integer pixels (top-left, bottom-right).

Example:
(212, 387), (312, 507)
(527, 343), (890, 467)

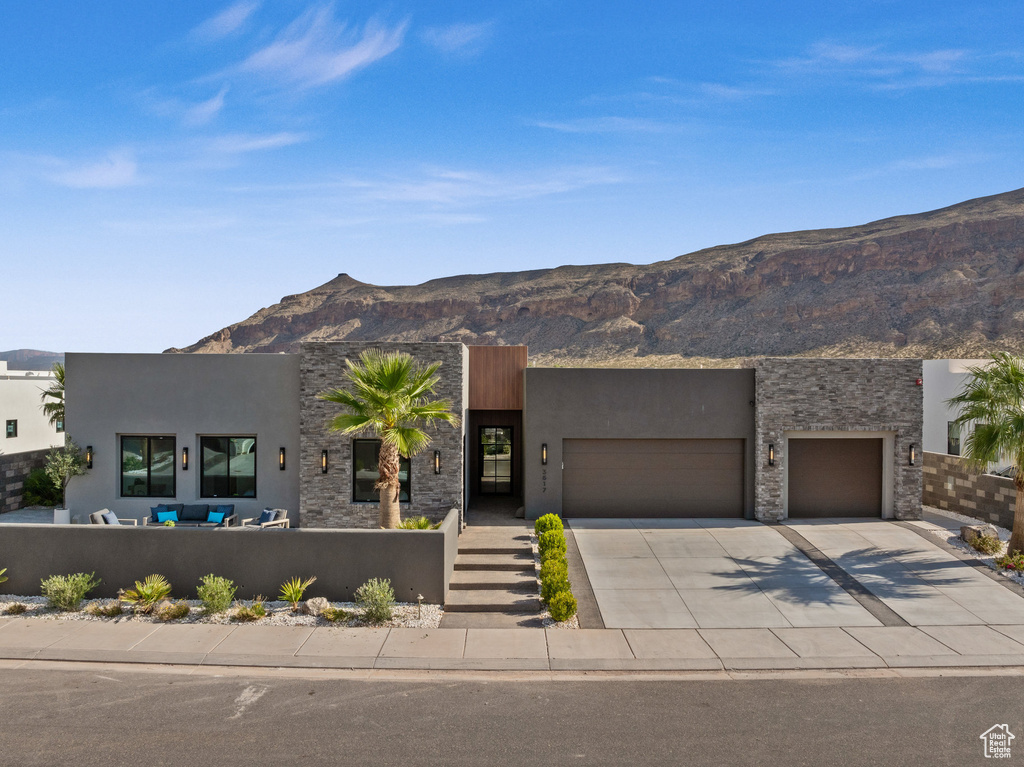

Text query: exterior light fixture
(86, 446), (93, 469)
(768, 443), (775, 467)
(181, 447), (189, 471)
(909, 443), (916, 466)
(434, 450), (441, 475)
(541, 443), (548, 465)
(321, 450), (329, 474)
(279, 447), (286, 471)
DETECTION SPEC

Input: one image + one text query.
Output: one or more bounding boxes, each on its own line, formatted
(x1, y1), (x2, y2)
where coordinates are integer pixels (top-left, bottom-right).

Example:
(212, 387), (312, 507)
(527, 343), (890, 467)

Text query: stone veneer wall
(754, 358), (923, 521)
(299, 342), (467, 529)
(922, 451), (1016, 529)
(0, 448), (50, 513)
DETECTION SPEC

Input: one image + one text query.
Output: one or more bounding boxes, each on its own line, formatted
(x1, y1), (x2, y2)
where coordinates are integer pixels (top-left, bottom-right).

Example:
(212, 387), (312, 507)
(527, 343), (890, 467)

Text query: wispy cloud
(49, 151), (140, 189)
(206, 132), (309, 154)
(191, 1), (259, 43)
(421, 22), (493, 55)
(144, 86), (229, 126)
(847, 151), (992, 181)
(531, 116), (676, 134)
(233, 6), (407, 88)
(184, 87), (229, 126)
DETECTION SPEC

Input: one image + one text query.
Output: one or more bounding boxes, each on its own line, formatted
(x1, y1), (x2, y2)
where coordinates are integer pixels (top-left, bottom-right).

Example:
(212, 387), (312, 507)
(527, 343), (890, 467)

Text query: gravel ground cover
(923, 505), (1024, 587)
(0, 596), (443, 629)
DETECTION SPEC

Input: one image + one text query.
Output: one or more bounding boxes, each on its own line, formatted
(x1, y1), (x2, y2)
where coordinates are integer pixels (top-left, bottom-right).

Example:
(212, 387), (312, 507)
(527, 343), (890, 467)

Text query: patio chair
(241, 509), (291, 529)
(89, 509), (139, 526)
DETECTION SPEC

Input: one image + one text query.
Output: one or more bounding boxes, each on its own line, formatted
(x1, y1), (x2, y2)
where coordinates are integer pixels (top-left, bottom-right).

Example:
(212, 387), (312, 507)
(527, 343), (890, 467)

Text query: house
(65, 344), (924, 526)
(0, 361), (65, 513)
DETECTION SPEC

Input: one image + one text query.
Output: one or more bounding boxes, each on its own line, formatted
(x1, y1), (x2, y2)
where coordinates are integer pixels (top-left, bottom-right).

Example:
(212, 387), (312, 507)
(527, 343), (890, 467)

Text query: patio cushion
(259, 509), (278, 524)
(101, 511), (120, 525)
(150, 503), (183, 523)
(156, 510), (178, 523)
(214, 504), (234, 517)
(180, 504), (209, 522)
(207, 510), (225, 524)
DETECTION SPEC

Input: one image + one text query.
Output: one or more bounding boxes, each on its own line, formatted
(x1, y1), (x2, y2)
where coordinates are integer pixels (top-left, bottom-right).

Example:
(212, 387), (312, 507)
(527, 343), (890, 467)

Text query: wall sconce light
(768, 443), (775, 467)
(541, 443), (548, 466)
(909, 443), (916, 466)
(321, 450), (329, 474)
(279, 447), (286, 471)
(86, 446), (93, 469)
(434, 450), (441, 475)
(181, 447), (189, 471)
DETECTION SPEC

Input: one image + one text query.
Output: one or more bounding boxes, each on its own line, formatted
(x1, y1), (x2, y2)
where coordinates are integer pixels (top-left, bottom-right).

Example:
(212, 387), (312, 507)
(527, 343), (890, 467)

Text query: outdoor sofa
(143, 503), (237, 528)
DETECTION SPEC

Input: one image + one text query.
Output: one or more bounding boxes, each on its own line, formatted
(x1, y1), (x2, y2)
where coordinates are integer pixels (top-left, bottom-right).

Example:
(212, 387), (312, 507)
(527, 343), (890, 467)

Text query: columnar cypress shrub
(534, 514), (564, 536)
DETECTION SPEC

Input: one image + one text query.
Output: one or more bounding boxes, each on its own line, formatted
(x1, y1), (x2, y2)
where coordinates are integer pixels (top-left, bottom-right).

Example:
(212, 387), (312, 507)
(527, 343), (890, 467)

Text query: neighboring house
(65, 344), (923, 526)
(0, 361), (65, 512)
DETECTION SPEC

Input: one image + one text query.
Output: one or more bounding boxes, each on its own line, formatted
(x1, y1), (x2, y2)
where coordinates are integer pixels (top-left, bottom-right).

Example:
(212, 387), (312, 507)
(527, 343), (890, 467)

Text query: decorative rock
(302, 597), (330, 616)
(961, 524), (1000, 544)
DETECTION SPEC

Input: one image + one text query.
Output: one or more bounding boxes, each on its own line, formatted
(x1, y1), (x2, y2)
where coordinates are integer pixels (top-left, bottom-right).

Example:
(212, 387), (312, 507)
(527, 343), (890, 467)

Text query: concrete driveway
(569, 517), (1024, 630)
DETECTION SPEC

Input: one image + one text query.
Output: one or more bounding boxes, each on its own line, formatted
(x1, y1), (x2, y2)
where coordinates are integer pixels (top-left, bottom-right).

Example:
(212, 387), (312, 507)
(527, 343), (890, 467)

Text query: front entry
(479, 426), (513, 495)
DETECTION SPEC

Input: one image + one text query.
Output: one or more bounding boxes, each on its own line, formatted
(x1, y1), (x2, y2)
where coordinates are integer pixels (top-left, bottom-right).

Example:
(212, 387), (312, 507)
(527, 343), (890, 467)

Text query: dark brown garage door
(561, 439), (745, 518)
(788, 438), (882, 518)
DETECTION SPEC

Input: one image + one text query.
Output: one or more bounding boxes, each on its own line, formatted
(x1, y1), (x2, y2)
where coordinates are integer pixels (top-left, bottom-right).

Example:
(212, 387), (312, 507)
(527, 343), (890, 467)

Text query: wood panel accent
(468, 346), (527, 410)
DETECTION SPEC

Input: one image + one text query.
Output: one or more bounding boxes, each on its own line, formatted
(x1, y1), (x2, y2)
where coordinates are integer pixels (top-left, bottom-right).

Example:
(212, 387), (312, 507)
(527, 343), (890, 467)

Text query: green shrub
(0, 567), (6, 584)
(121, 574), (172, 614)
(538, 530), (567, 558)
(396, 516), (442, 530)
(540, 557), (568, 583)
(534, 514), (564, 536)
(22, 468), (61, 507)
(279, 576), (317, 611)
(155, 600), (191, 622)
(970, 534), (1003, 555)
(322, 606), (350, 623)
(197, 574), (236, 615)
(355, 577), (395, 624)
(996, 551), (1024, 571)
(232, 597), (267, 622)
(84, 600), (123, 618)
(40, 572), (100, 611)
(3, 602), (27, 615)
(548, 590), (577, 622)
(541, 572), (571, 603)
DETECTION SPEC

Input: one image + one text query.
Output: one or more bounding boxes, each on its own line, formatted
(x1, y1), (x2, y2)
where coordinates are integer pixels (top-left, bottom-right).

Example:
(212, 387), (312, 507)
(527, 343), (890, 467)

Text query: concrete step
(454, 554), (535, 572)
(444, 589), (542, 613)
(439, 611), (546, 629)
(458, 546), (525, 556)
(449, 569), (537, 591)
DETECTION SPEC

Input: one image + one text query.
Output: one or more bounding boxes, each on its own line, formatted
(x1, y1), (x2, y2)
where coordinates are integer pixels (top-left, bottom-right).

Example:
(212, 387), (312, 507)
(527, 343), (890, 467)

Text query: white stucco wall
(0, 361), (64, 456)
(922, 359), (990, 455)
(65, 353), (301, 523)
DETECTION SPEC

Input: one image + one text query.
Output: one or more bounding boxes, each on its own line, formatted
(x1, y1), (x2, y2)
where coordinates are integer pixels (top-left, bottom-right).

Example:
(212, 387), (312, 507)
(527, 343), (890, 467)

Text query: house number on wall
(541, 468), (547, 493)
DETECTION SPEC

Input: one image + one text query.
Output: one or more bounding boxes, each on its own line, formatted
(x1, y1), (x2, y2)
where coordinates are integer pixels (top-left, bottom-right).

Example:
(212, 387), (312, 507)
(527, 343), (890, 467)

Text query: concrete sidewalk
(2, 617), (1024, 671)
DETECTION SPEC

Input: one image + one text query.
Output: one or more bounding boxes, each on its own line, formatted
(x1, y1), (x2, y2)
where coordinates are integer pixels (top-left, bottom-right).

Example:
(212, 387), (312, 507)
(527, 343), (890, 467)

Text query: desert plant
(232, 597), (267, 622)
(970, 533), (1003, 555)
(0, 567), (6, 584)
(396, 516), (441, 530)
(120, 574), (172, 614)
(84, 600), (123, 618)
(40, 572), (100, 611)
(279, 576), (317, 611)
(155, 600), (191, 622)
(548, 590), (577, 622)
(540, 557), (568, 583)
(22, 469), (61, 507)
(355, 577), (395, 624)
(322, 606), (350, 623)
(318, 350), (460, 528)
(44, 436), (88, 507)
(996, 551), (1024, 571)
(541, 571), (572, 603)
(3, 602), (27, 615)
(534, 513), (564, 536)
(197, 574), (236, 615)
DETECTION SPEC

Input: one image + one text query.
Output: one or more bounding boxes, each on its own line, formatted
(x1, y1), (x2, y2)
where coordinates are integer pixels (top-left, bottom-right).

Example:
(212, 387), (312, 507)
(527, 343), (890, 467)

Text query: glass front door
(479, 427), (513, 495)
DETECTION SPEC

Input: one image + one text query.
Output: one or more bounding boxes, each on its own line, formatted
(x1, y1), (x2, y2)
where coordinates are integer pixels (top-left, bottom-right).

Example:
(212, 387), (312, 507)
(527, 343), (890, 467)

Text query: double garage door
(561, 439), (745, 518)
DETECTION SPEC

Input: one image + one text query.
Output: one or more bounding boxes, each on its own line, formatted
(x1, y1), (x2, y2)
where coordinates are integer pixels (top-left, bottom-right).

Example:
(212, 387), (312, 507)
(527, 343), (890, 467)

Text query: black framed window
(120, 436), (175, 497)
(947, 422), (961, 456)
(200, 437), (257, 498)
(5, 420), (16, 438)
(54, 419), (64, 434)
(480, 426), (513, 495)
(353, 439), (410, 503)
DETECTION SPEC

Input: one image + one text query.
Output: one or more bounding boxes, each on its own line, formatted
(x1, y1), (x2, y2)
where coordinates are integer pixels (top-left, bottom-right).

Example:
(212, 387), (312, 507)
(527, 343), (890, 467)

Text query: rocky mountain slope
(170, 188), (1024, 366)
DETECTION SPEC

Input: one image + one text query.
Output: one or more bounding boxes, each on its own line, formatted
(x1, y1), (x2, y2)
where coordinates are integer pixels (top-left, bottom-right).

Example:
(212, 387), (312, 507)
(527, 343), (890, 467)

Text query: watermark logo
(980, 725), (1015, 758)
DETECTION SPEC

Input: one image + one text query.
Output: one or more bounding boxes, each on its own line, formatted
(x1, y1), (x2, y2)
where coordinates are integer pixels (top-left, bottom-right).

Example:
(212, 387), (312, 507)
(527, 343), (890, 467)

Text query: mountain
(169, 188), (1024, 366)
(0, 350), (64, 371)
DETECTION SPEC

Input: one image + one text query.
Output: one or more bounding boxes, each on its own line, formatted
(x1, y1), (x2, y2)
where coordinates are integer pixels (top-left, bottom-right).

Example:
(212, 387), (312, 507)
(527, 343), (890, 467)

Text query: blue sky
(2, 1), (1023, 353)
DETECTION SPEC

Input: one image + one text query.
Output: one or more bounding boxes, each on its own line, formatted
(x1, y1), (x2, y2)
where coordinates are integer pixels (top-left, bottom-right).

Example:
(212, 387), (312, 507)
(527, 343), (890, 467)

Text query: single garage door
(561, 439), (745, 518)
(788, 438), (882, 518)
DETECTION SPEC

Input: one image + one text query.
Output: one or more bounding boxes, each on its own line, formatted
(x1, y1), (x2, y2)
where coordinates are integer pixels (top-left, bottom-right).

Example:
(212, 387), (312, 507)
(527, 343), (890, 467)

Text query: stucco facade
(0, 361), (63, 457)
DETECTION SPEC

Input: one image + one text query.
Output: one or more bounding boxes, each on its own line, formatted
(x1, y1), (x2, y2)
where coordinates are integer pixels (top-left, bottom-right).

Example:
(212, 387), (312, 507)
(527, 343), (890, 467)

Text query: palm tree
(40, 362), (65, 428)
(318, 350), (460, 529)
(947, 352), (1024, 555)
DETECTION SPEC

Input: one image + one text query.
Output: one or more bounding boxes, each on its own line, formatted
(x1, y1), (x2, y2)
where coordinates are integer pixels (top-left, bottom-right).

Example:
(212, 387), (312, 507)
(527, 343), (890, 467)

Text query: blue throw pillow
(101, 511), (120, 525)
(215, 504), (234, 516)
(207, 511), (225, 524)
(156, 510), (178, 523)
(150, 505), (168, 522)
(259, 509), (277, 524)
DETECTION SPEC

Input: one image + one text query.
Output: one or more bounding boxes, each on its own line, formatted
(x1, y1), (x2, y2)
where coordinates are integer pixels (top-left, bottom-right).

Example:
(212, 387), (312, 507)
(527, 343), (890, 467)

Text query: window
(5, 420), (16, 438)
(55, 419), (64, 434)
(480, 427), (513, 494)
(121, 436), (175, 497)
(200, 437), (257, 498)
(947, 422), (961, 456)
(353, 439), (410, 502)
